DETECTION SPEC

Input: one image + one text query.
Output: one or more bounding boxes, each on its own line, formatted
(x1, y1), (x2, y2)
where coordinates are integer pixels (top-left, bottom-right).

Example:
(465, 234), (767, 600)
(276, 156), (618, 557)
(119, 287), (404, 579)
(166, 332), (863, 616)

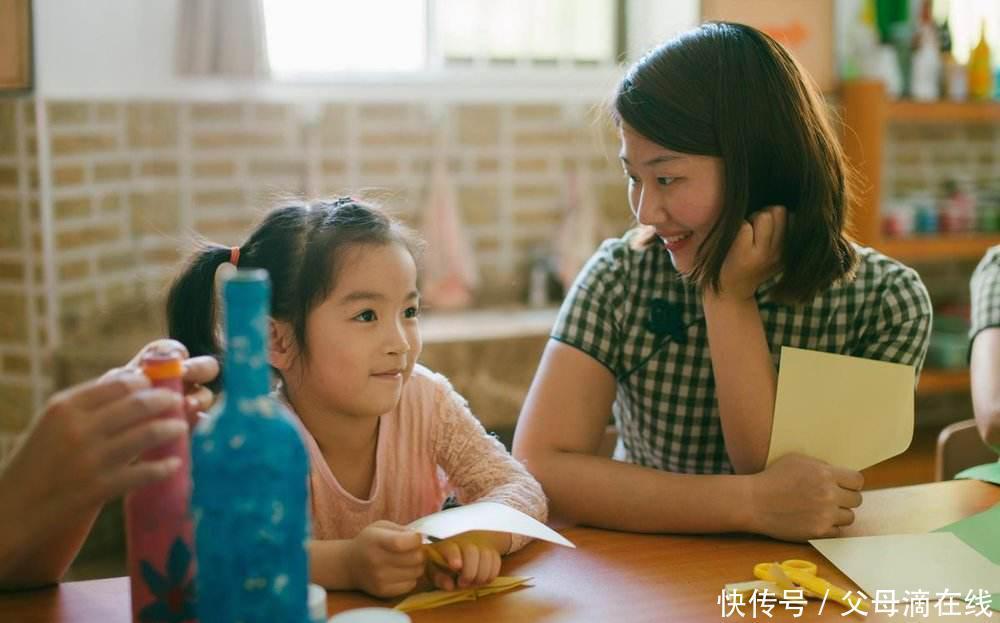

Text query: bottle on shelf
(191, 268), (310, 623)
(910, 0), (941, 101)
(939, 178), (978, 234)
(937, 11), (959, 100)
(124, 347), (197, 623)
(843, 0), (881, 81)
(914, 195), (939, 235)
(969, 19), (994, 101)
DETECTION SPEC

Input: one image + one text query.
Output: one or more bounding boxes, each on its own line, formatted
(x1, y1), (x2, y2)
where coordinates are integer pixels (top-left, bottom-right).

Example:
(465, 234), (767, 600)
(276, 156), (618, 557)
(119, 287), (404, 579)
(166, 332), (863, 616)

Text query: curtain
(176, 0), (270, 77)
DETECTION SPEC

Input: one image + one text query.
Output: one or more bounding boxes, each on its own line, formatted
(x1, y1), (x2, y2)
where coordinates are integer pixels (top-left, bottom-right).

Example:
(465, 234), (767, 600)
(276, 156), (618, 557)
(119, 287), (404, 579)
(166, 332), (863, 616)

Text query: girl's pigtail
(166, 244), (233, 389)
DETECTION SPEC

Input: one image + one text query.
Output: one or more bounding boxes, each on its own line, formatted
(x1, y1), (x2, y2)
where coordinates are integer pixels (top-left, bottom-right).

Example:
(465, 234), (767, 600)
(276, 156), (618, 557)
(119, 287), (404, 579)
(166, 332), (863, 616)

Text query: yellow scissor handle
(752, 561), (796, 593)
(780, 559), (818, 575)
(752, 559), (816, 582)
(753, 559), (863, 606)
(783, 566), (870, 615)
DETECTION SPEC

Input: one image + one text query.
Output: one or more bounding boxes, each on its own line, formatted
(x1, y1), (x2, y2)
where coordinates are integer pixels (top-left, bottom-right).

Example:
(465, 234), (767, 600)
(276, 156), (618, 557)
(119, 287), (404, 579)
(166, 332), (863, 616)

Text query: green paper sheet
(934, 503), (1000, 611)
(955, 462), (1000, 486)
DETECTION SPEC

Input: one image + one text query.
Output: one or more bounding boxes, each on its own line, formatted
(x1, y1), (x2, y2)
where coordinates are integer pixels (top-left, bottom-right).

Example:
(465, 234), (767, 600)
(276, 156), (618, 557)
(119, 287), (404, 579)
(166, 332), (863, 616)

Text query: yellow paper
(810, 533), (1000, 600)
(394, 576), (531, 613)
(407, 502), (575, 548)
(766, 347), (914, 470)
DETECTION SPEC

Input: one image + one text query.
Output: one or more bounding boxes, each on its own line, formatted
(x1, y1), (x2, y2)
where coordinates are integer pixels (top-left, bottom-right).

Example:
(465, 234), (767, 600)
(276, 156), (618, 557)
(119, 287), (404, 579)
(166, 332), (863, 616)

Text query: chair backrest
(936, 418), (998, 481)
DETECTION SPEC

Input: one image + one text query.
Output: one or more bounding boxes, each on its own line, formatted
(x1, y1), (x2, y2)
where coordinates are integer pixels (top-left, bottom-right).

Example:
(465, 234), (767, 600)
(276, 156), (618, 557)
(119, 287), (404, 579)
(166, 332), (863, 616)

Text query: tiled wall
(0, 97), (633, 456)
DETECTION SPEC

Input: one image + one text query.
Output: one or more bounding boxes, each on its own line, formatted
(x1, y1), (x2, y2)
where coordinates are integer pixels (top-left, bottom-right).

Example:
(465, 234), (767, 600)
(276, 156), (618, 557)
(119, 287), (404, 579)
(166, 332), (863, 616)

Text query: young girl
(167, 198), (547, 598)
(513, 22), (932, 542)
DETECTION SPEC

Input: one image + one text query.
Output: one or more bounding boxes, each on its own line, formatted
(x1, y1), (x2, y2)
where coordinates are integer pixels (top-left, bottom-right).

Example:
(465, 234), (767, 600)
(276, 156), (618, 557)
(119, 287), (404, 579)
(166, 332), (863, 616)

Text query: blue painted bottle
(191, 268), (310, 623)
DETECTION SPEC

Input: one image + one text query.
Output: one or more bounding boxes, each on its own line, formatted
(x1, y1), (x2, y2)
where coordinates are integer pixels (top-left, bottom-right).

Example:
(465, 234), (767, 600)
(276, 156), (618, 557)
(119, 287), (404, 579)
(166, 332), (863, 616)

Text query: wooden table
(2, 480), (997, 623)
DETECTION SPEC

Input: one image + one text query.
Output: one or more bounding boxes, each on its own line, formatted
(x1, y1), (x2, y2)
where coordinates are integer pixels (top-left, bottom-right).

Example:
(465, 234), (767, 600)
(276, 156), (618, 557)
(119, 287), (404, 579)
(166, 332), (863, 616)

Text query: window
(936, 0), (999, 65)
(263, 0), (428, 74)
(263, 0), (622, 78)
(436, 0), (618, 67)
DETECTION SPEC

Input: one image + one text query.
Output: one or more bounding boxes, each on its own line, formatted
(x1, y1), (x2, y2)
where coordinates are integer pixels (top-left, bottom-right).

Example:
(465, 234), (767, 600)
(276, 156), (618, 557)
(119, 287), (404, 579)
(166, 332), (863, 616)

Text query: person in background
(0, 339), (218, 590)
(513, 22), (933, 542)
(969, 246), (1000, 452)
(166, 198), (546, 598)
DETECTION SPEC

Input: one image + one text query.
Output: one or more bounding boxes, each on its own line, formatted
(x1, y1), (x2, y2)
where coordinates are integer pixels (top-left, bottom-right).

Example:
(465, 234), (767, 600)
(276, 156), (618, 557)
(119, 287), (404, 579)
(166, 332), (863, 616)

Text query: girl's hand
(107, 339), (219, 425)
(426, 531), (505, 591)
(748, 453), (864, 542)
(714, 205), (787, 302)
(347, 521), (425, 598)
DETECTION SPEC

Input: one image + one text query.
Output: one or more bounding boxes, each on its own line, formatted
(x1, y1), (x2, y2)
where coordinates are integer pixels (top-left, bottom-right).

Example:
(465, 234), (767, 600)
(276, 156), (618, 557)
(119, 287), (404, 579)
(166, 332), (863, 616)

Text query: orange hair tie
(230, 246), (240, 267)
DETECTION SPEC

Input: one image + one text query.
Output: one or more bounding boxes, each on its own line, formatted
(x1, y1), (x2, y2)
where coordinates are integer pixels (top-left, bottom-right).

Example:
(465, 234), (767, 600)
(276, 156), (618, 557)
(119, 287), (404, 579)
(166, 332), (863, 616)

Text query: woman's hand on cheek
(715, 205), (787, 302)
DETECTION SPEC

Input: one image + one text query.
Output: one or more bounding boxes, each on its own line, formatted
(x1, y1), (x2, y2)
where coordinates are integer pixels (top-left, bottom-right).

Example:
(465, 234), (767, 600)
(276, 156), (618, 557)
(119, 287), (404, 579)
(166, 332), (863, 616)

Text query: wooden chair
(936, 418), (998, 481)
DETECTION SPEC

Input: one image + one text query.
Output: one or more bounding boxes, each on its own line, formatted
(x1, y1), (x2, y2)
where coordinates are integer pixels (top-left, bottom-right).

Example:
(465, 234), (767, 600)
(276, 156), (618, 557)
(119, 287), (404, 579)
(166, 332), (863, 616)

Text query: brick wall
(0, 98), (43, 459)
(0, 97), (633, 455)
(2, 95), (997, 457)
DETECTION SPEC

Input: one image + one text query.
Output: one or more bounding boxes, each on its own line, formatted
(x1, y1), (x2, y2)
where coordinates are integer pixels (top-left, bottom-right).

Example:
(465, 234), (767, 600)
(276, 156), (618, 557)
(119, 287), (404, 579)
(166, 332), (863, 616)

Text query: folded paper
(394, 576), (531, 613)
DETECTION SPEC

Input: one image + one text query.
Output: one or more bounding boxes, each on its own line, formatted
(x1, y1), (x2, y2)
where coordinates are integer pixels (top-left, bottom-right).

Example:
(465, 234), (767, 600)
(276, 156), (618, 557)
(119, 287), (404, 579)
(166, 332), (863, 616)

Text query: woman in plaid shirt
(970, 246), (1000, 452)
(513, 22), (931, 542)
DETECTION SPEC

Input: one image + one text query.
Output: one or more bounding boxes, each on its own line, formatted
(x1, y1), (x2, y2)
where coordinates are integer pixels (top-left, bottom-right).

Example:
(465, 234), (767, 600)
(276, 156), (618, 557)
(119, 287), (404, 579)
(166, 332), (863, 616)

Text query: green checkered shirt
(971, 245), (1000, 341)
(552, 230), (933, 475)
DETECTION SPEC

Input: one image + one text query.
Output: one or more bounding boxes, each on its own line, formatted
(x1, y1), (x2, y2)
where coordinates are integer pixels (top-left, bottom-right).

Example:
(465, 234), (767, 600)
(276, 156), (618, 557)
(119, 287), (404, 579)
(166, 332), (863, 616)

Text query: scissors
(753, 559), (869, 614)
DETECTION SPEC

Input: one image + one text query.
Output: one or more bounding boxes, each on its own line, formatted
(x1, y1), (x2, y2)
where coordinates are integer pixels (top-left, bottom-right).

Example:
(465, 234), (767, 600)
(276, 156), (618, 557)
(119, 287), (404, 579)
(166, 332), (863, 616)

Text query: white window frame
(258, 0), (698, 102)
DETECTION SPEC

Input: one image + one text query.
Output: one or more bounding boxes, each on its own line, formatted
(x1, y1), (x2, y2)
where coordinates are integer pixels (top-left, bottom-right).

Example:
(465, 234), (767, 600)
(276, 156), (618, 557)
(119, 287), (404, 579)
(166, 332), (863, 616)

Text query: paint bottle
(191, 269), (310, 623)
(969, 20), (994, 101)
(125, 348), (197, 623)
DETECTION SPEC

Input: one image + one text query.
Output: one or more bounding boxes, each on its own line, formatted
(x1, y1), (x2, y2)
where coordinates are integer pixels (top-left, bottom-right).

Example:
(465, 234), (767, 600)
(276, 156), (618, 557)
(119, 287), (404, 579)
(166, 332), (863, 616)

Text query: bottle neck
(222, 291), (272, 402)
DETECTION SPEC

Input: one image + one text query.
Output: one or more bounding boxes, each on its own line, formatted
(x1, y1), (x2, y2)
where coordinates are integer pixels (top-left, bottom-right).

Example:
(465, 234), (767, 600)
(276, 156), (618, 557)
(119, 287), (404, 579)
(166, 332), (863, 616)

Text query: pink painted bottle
(124, 349), (197, 623)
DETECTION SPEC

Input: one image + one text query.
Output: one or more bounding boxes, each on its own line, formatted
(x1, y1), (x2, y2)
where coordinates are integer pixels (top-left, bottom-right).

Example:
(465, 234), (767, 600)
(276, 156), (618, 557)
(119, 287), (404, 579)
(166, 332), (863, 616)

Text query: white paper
(407, 502), (575, 548)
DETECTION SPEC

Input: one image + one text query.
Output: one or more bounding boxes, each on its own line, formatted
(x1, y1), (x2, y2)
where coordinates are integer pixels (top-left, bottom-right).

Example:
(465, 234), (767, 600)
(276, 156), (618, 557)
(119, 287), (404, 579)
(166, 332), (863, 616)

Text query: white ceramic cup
(327, 607), (412, 623)
(308, 583), (327, 623)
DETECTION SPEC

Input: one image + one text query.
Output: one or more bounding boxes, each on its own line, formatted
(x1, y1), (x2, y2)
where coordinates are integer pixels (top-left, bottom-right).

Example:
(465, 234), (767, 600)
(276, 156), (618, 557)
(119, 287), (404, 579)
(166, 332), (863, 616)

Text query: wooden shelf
(888, 99), (1000, 124)
(918, 368), (969, 396)
(840, 81), (1000, 250)
(875, 234), (1000, 261)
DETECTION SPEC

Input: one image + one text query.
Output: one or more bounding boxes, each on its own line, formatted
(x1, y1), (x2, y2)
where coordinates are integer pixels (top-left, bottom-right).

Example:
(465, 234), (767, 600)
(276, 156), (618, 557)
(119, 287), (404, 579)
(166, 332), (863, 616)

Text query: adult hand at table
(748, 453), (863, 542)
(1, 373), (188, 523)
(0, 339), (219, 588)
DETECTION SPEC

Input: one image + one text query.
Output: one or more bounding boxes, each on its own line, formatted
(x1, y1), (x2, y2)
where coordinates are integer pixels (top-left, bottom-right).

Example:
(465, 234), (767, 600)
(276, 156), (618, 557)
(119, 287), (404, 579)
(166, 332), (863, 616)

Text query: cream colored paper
(407, 502), (575, 548)
(766, 347), (914, 470)
(810, 533), (1000, 600)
